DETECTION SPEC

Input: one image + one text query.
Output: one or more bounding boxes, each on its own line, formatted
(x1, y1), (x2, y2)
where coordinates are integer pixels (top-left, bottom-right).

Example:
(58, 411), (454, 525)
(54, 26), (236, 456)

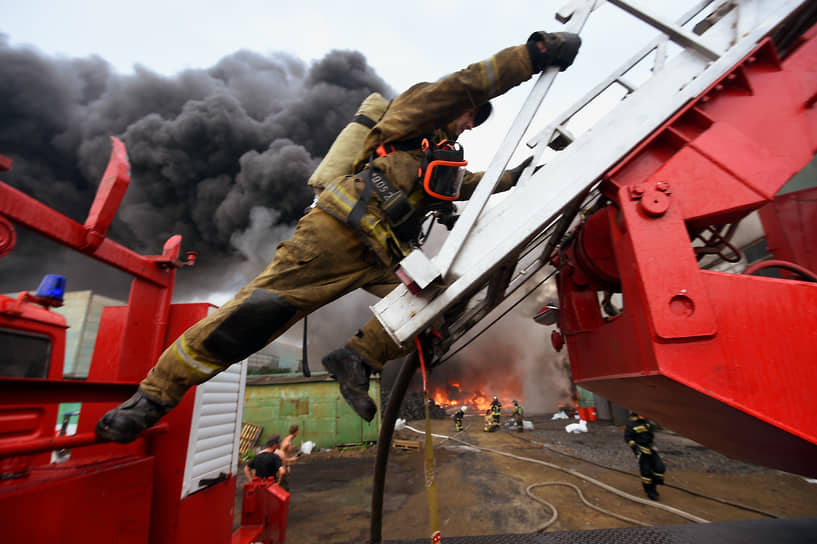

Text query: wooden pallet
(239, 422), (263, 457)
(392, 439), (420, 452)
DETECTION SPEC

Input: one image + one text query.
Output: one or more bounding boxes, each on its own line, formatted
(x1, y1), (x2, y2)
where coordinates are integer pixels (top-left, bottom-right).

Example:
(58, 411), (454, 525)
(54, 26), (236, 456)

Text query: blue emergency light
(34, 274), (66, 303)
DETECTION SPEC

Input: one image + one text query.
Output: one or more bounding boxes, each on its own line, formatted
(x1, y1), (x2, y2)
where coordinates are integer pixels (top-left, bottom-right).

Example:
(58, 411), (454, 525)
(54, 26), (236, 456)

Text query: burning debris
(383, 390), (448, 421)
(429, 378), (520, 413)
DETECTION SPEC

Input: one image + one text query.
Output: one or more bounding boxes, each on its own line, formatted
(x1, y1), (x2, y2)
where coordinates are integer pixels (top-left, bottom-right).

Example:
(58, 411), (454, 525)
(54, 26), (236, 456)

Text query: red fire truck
(0, 139), (287, 543)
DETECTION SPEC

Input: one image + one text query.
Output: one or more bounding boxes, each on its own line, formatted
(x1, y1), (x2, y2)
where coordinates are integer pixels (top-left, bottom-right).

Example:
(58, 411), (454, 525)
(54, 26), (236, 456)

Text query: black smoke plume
(0, 34), (393, 298)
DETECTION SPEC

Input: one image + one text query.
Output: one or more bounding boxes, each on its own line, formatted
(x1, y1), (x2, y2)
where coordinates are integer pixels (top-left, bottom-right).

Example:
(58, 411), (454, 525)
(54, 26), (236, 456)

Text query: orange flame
(429, 381), (522, 414)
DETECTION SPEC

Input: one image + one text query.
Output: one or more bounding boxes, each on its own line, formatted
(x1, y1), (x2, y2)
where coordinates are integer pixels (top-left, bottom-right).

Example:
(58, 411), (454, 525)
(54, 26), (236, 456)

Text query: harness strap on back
(375, 136), (426, 157)
(346, 163), (423, 244)
(346, 156), (376, 230)
(353, 114), (378, 129)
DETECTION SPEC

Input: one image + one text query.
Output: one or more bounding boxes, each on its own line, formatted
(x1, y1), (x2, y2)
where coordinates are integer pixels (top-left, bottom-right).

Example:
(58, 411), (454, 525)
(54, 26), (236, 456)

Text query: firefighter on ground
(511, 400), (524, 432)
(453, 406), (466, 432)
(625, 411), (666, 501)
(483, 409), (497, 432)
(95, 30), (582, 444)
(490, 396), (502, 426)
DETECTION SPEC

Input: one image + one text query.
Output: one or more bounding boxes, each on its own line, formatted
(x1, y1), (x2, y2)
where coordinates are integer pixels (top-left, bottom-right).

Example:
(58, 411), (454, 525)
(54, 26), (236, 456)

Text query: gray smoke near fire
(408, 278), (573, 416)
(0, 34), (392, 300)
(380, 220), (572, 415)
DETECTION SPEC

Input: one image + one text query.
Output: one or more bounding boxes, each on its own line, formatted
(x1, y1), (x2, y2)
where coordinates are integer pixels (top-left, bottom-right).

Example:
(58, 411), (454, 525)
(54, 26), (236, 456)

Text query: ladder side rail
(442, 186), (599, 350)
(430, 191), (568, 349)
(372, 0), (803, 345)
(523, 0), (770, 259)
(432, 0), (597, 280)
(607, 0), (722, 60)
(521, 0), (716, 173)
(523, 36), (670, 159)
(445, 264), (559, 360)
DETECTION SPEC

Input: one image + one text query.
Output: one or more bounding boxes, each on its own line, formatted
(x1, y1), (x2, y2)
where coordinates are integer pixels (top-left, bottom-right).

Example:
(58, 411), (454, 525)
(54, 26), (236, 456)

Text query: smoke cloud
(0, 34), (392, 299)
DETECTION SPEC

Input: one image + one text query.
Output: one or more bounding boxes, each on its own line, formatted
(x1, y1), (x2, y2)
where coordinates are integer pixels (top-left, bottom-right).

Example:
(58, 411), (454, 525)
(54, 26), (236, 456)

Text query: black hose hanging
(301, 315), (311, 377)
(369, 352), (419, 544)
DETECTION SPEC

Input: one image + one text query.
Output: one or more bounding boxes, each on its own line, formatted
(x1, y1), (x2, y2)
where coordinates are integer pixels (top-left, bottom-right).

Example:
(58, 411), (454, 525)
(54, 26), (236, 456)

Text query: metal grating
(378, 517), (817, 544)
(180, 360), (247, 498)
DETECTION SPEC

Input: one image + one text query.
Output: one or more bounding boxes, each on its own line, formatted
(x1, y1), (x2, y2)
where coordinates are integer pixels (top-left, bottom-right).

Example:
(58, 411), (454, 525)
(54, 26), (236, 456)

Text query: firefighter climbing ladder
(372, 0), (810, 351)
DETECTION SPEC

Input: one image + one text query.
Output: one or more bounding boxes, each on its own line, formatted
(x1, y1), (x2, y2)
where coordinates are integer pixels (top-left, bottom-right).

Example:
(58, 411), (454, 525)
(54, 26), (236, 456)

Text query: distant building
(247, 337), (302, 375)
(53, 291), (124, 378)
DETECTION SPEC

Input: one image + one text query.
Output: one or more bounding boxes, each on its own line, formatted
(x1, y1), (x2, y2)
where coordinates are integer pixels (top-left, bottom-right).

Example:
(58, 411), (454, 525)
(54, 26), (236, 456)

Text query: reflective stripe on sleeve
(175, 337), (221, 377)
(480, 56), (500, 94)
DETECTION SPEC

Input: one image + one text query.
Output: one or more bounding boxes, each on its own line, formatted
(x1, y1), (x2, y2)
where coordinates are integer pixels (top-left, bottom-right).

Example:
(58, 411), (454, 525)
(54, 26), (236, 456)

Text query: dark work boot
(322, 347), (377, 422)
(644, 484), (660, 501)
(95, 389), (174, 443)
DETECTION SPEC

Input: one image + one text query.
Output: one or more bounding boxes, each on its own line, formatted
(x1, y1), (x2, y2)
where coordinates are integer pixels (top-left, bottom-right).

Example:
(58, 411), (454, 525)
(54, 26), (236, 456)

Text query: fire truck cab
(0, 145), (286, 544)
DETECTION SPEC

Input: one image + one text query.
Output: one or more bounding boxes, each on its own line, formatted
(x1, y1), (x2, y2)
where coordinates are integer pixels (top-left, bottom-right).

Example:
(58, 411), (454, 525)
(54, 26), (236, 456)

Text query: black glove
(527, 31), (582, 72)
(631, 445), (640, 457)
(506, 156), (534, 185)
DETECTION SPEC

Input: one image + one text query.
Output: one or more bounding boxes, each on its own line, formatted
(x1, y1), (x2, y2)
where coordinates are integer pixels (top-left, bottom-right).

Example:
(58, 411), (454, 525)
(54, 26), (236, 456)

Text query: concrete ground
(235, 415), (817, 542)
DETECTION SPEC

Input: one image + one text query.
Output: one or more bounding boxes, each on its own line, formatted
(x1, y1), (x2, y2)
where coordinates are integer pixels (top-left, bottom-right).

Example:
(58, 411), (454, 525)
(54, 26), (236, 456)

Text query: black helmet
(474, 102), (492, 127)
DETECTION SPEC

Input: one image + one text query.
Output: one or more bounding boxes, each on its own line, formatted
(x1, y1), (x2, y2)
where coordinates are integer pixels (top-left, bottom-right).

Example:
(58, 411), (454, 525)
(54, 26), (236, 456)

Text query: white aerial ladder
(371, 0), (811, 354)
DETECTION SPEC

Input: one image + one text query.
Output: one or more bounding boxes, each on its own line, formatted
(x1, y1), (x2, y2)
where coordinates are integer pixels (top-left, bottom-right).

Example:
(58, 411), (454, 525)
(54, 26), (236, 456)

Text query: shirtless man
(276, 424), (300, 491)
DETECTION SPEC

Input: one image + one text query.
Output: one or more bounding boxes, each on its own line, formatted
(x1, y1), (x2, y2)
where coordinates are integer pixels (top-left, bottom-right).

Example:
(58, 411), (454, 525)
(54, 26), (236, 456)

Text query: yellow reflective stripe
(641, 476), (652, 483)
(175, 337), (220, 377)
(638, 445), (651, 454)
(324, 182), (357, 211)
(480, 56), (500, 94)
(323, 183), (396, 249)
(633, 425), (648, 432)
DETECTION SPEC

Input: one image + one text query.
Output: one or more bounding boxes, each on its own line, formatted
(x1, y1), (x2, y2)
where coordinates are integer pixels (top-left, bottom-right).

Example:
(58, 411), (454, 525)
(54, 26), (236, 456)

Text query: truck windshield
(0, 329), (52, 378)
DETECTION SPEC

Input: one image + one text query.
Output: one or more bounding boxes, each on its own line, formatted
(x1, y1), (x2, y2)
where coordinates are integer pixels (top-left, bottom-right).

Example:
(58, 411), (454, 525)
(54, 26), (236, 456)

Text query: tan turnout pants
(140, 207), (410, 404)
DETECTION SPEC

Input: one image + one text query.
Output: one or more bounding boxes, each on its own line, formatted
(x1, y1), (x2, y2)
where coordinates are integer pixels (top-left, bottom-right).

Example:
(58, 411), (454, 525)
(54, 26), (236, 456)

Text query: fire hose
(503, 429), (780, 520)
(370, 350), (419, 544)
(370, 358), (709, 542)
(395, 425), (711, 528)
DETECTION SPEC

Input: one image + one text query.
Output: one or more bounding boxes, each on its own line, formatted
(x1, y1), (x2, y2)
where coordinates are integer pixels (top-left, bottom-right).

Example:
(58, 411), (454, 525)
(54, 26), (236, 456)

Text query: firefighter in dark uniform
(625, 411), (666, 501)
(95, 31), (582, 444)
(511, 400), (524, 432)
(453, 406), (466, 432)
(490, 397), (502, 427)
